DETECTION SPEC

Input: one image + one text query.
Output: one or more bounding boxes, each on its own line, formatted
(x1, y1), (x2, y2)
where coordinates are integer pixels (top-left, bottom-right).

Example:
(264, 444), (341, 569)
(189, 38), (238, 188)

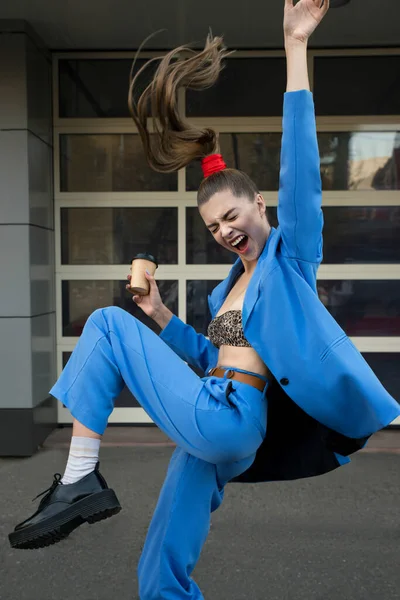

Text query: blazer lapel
(208, 228), (281, 321)
(242, 277), (261, 328)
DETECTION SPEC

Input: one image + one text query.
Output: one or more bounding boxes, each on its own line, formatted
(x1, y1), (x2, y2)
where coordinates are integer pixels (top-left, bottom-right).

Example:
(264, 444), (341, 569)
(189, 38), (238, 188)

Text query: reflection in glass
(62, 352), (140, 407)
(186, 207), (277, 264)
(319, 132), (400, 190)
(186, 133), (281, 191)
(60, 134), (177, 192)
(187, 280), (222, 336)
(61, 208), (178, 265)
(59, 59), (158, 118)
(186, 58), (286, 117)
(62, 280), (178, 337)
(317, 280), (400, 336)
(187, 131), (400, 192)
(362, 354), (400, 403)
(323, 207), (400, 263)
(314, 55), (400, 116)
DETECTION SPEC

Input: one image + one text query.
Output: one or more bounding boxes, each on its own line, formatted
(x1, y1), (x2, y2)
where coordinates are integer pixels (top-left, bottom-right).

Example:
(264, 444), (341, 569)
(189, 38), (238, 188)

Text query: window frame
(53, 47), (400, 425)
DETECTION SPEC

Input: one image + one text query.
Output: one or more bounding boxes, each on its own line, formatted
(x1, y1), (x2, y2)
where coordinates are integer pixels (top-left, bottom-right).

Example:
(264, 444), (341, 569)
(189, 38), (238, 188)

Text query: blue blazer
(160, 90), (400, 482)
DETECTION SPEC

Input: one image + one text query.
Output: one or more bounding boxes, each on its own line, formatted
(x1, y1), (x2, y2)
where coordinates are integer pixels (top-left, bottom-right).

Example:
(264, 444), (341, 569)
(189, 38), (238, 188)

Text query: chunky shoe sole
(9, 489), (121, 550)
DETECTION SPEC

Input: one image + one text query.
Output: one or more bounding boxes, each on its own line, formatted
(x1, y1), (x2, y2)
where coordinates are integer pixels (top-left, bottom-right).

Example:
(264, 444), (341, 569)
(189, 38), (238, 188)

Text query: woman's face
(199, 190), (270, 263)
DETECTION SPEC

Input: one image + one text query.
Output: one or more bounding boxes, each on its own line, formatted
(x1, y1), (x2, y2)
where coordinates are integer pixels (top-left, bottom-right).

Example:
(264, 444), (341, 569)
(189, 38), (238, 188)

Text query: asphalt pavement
(0, 432), (399, 600)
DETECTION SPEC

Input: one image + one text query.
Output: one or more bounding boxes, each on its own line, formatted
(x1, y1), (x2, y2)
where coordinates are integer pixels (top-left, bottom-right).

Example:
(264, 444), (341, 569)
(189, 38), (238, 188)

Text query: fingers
(125, 284), (142, 303)
(144, 270), (156, 286)
(321, 0), (329, 13)
(314, 0), (329, 12)
(285, 0), (293, 7)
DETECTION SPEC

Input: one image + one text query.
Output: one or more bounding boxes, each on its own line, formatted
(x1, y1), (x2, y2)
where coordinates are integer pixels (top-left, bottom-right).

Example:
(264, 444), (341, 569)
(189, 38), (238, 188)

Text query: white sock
(61, 436), (101, 485)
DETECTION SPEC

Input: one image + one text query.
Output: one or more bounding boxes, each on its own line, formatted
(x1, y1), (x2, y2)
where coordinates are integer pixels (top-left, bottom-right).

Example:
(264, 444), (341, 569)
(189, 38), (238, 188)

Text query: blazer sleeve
(159, 314), (218, 373)
(277, 90), (323, 264)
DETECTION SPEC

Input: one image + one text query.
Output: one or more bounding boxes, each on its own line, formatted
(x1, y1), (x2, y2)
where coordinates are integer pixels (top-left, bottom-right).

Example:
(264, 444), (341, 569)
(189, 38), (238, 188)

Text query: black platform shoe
(9, 462), (121, 550)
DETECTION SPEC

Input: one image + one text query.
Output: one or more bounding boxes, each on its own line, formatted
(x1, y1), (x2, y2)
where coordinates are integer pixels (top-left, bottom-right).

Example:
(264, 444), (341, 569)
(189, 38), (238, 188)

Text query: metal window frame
(53, 48), (400, 425)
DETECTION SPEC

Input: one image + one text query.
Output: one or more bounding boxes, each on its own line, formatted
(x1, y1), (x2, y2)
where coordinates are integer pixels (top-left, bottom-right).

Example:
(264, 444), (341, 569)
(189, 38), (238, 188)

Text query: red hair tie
(201, 154), (227, 178)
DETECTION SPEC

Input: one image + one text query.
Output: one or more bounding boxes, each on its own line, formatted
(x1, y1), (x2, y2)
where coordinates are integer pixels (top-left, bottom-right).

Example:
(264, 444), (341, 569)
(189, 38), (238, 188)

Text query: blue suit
(160, 90), (400, 482)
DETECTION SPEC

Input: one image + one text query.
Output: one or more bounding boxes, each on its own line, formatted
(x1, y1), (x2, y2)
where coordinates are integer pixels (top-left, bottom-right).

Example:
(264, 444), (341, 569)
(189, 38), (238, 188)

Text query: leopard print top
(207, 310), (251, 349)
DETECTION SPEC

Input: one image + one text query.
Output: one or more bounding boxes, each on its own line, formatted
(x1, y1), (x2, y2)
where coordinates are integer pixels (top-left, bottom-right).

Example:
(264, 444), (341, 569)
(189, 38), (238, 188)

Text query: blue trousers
(50, 307), (268, 599)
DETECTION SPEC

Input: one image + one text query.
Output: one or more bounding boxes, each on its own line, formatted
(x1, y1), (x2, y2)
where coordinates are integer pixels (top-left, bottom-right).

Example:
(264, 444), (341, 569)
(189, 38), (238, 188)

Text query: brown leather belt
(207, 367), (267, 392)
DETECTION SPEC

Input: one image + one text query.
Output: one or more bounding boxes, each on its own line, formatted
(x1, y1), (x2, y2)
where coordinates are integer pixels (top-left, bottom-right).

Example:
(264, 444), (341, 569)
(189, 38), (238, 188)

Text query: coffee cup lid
(131, 253), (158, 267)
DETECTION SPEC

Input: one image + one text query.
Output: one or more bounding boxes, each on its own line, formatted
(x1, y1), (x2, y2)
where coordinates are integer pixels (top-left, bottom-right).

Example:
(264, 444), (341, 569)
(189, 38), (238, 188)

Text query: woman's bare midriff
(212, 271), (273, 379)
(217, 345), (272, 379)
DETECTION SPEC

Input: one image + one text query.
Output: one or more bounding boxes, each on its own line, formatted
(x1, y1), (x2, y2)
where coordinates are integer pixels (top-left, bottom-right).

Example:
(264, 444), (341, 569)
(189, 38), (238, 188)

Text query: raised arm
(278, 0), (329, 263)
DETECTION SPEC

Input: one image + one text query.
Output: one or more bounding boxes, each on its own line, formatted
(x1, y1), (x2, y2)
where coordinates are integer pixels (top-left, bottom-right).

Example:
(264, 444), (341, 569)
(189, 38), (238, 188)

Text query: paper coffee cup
(130, 253), (158, 296)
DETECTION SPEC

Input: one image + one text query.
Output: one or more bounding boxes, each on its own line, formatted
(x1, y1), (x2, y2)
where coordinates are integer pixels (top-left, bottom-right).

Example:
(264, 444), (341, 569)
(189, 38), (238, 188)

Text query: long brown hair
(128, 34), (260, 206)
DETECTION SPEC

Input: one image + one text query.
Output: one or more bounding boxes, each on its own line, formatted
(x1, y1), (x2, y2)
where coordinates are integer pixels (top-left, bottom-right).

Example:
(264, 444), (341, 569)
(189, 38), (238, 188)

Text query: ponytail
(128, 34), (231, 173)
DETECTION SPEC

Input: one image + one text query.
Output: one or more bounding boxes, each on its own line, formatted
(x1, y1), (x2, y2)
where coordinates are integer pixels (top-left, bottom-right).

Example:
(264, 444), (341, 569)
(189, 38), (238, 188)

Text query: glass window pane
(187, 131), (400, 192)
(362, 354), (400, 403)
(187, 280), (222, 335)
(186, 207), (277, 265)
(60, 134), (177, 192)
(322, 207), (400, 264)
(186, 133), (281, 191)
(58, 59), (158, 118)
(62, 280), (178, 337)
(317, 281), (400, 336)
(186, 58), (286, 117)
(319, 132), (400, 191)
(61, 208), (178, 265)
(63, 351), (140, 407)
(314, 56), (400, 116)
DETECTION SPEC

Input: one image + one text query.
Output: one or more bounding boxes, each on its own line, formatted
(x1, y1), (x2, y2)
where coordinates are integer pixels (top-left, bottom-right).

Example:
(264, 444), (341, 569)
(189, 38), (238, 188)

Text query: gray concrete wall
(0, 21), (56, 455)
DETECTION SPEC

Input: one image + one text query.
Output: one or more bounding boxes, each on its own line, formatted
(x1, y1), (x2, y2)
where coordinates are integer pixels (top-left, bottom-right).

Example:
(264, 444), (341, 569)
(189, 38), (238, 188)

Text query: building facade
(1, 18), (399, 455)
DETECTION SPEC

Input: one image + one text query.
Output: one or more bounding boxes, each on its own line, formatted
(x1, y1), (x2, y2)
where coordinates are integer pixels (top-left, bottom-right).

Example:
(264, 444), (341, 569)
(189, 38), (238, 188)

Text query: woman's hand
(284, 0), (329, 44)
(126, 271), (164, 319)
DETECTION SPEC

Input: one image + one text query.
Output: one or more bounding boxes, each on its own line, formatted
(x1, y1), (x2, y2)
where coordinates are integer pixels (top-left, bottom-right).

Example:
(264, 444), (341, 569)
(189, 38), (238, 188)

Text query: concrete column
(0, 21), (57, 456)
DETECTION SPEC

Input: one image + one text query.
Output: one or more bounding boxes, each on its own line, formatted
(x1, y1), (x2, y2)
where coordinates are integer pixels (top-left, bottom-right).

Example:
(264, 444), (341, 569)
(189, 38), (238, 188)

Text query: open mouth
(230, 235), (249, 252)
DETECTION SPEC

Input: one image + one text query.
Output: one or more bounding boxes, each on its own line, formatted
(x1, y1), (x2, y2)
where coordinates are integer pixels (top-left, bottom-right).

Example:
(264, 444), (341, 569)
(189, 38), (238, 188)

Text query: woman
(9, 1), (400, 598)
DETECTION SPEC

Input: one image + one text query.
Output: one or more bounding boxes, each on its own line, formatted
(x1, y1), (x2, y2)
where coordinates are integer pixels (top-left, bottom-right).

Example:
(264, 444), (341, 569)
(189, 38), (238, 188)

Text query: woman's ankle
(61, 436), (101, 485)
(72, 418), (102, 440)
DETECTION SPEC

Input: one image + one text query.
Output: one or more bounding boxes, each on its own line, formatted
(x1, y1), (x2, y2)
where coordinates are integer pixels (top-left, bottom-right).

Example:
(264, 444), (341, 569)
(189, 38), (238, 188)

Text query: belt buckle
(225, 369), (235, 379)
(208, 367), (217, 376)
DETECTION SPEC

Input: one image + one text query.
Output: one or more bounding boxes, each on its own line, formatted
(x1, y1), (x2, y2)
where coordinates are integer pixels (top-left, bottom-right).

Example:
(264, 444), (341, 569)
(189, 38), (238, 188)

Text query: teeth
(231, 235), (245, 247)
